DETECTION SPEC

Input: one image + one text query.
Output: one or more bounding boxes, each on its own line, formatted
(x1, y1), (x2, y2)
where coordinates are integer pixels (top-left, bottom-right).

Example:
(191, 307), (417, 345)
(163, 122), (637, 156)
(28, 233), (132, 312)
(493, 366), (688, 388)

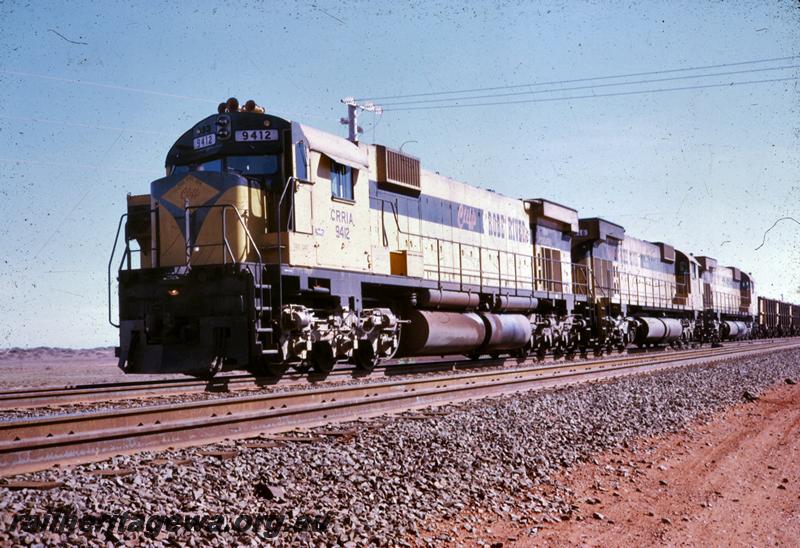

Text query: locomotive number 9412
(234, 129), (278, 142)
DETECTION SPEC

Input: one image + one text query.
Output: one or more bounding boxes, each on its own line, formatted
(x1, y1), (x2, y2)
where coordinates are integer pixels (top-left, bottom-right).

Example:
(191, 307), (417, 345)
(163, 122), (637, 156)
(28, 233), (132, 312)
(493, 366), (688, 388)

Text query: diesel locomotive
(109, 98), (799, 377)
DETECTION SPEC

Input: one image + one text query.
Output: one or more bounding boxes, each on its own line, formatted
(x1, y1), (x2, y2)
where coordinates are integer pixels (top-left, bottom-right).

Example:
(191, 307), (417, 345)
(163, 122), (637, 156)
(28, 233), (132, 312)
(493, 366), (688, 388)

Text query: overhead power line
(0, 157), (153, 174)
(357, 55), (800, 101)
(0, 69), (217, 103)
(381, 76), (799, 111)
(379, 64), (800, 106)
(0, 114), (173, 136)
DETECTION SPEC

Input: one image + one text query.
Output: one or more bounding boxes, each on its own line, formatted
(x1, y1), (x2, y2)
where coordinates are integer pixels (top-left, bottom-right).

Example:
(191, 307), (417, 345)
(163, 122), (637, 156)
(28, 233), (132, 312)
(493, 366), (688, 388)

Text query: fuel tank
(480, 313), (533, 351)
(633, 317), (683, 345)
(398, 310), (533, 357)
(399, 310), (486, 356)
(720, 320), (749, 340)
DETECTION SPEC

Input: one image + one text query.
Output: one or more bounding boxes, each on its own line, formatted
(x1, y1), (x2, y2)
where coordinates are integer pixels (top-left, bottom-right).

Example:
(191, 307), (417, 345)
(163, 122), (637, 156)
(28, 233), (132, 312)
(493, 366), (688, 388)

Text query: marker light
(168, 289), (180, 297)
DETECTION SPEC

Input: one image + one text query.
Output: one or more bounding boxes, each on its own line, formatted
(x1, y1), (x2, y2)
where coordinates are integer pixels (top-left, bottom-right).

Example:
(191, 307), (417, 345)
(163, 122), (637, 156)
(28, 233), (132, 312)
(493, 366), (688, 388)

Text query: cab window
(226, 155), (279, 175)
(331, 160), (354, 201)
(195, 159), (223, 172)
(169, 156), (279, 176)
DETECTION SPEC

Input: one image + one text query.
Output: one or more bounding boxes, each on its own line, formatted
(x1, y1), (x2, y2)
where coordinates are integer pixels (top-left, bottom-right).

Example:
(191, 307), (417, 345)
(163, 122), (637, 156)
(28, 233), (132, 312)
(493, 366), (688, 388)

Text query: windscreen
(226, 155), (279, 175)
(170, 155), (279, 176)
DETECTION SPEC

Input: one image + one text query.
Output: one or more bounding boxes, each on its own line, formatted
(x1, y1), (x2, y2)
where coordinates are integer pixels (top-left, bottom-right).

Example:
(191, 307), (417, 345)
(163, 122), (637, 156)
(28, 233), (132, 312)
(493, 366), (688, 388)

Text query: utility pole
(340, 97), (383, 143)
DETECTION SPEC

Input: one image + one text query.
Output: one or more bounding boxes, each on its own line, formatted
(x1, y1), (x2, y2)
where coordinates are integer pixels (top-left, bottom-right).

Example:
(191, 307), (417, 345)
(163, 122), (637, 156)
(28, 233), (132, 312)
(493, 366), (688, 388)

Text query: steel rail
(0, 339), (786, 410)
(0, 341), (797, 477)
(0, 363), (423, 409)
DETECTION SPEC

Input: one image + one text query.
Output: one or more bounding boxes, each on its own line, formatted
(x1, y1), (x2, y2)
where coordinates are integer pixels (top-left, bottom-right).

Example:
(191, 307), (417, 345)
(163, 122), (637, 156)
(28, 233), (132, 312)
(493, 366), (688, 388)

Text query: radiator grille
(376, 145), (421, 192)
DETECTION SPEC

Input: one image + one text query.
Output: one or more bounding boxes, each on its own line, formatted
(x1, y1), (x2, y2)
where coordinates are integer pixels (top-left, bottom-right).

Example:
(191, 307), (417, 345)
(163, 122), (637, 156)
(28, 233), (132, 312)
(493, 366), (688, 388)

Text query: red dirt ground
(447, 381), (800, 547)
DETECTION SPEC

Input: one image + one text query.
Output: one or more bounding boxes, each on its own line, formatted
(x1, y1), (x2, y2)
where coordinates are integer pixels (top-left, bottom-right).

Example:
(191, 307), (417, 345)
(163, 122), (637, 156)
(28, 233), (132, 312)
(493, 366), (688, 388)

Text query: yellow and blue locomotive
(110, 98), (782, 378)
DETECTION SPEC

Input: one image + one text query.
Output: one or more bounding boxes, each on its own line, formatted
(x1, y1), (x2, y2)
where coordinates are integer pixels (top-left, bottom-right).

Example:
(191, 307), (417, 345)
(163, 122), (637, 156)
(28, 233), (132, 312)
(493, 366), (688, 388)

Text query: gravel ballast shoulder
(1, 349), (798, 547)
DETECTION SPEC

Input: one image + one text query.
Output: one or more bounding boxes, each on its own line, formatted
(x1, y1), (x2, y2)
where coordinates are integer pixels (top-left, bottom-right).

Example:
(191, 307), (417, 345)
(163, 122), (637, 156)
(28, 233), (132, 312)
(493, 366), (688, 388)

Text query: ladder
(253, 268), (279, 357)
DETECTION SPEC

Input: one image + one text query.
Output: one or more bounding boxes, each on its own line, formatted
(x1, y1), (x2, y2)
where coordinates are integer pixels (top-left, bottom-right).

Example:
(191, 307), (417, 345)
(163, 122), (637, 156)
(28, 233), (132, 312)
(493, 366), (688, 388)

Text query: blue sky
(0, 1), (798, 347)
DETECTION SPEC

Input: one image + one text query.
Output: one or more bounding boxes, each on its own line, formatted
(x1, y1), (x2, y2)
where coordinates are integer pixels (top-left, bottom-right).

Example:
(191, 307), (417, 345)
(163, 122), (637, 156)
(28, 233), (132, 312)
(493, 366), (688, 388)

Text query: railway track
(1, 340), (798, 477)
(0, 360), (465, 411)
(0, 339), (785, 411)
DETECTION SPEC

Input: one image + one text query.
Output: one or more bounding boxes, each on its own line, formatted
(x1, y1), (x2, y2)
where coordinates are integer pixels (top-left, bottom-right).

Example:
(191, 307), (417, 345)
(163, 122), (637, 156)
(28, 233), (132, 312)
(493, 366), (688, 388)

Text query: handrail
(290, 178), (315, 236)
(114, 187), (713, 332)
(184, 203), (266, 321)
(107, 213), (128, 328)
(183, 203), (263, 267)
(374, 197), (689, 307)
(276, 176), (299, 316)
(112, 200), (271, 333)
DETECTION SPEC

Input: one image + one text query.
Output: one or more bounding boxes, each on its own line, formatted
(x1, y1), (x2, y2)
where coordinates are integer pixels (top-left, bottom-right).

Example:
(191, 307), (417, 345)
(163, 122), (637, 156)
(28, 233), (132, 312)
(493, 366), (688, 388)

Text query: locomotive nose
(149, 171), (263, 268)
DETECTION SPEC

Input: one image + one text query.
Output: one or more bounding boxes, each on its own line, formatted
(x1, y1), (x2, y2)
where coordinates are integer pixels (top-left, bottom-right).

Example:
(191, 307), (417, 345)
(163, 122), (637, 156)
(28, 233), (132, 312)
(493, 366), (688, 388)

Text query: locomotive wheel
(354, 339), (378, 372)
(195, 355), (224, 381)
(291, 360), (311, 373)
(535, 347), (547, 361)
(592, 346), (603, 357)
(309, 341), (336, 375)
(511, 345), (529, 361)
(211, 355), (224, 375)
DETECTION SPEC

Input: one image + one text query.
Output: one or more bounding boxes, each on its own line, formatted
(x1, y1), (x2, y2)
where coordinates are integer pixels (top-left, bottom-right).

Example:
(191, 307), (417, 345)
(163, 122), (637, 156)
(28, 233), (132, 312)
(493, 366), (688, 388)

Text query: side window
(295, 142), (308, 180)
(330, 160), (354, 201)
